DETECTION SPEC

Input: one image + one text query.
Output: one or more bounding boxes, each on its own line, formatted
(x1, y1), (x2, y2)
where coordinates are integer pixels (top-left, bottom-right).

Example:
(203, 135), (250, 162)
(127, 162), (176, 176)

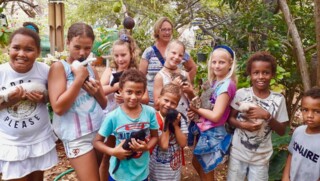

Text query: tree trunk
(279, 0), (311, 91)
(315, 0), (320, 87)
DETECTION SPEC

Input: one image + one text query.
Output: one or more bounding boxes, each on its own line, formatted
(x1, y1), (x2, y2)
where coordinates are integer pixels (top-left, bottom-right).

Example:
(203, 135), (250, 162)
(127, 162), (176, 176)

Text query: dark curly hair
(303, 87), (320, 100)
(246, 51), (277, 76)
(119, 69), (147, 90)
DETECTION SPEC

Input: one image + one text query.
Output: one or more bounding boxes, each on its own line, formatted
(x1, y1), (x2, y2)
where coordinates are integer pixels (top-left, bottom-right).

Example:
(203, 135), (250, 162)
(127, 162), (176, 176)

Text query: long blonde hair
(207, 46), (237, 83)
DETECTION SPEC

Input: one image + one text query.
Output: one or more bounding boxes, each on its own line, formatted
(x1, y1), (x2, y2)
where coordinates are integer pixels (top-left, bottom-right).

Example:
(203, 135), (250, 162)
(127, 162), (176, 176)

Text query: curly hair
(246, 51), (277, 76)
(303, 87), (320, 100)
(119, 69), (147, 90)
(110, 34), (140, 69)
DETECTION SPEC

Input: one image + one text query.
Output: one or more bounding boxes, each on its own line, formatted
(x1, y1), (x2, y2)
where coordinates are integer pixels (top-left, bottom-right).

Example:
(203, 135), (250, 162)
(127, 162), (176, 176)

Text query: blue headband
(214, 45), (234, 59)
(120, 34), (130, 43)
(24, 24), (37, 33)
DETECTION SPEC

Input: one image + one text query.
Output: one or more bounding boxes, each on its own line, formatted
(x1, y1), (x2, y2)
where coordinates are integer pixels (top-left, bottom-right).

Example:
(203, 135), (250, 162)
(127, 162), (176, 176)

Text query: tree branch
(304, 43), (317, 52)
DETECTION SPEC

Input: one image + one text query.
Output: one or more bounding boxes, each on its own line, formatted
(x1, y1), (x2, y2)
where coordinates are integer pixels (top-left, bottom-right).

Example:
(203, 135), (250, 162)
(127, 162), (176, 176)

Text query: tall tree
(279, 0), (311, 90)
(315, 0), (320, 86)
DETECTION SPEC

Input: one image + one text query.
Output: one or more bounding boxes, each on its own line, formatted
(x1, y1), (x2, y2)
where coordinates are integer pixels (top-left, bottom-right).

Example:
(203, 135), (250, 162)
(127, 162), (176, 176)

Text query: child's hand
(112, 140), (132, 160)
(173, 113), (182, 127)
(71, 64), (89, 83)
(187, 109), (196, 120)
(129, 138), (148, 152)
(246, 106), (270, 120)
(8, 86), (25, 104)
(114, 93), (124, 104)
(181, 82), (193, 95)
(25, 91), (46, 103)
(83, 78), (100, 96)
(240, 120), (263, 132)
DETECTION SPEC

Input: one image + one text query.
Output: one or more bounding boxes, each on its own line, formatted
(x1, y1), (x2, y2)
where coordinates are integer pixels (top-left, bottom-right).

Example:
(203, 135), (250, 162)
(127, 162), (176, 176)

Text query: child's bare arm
(153, 74), (163, 110)
(148, 129), (159, 150)
(173, 115), (187, 148)
(100, 68), (119, 95)
(158, 128), (170, 150)
(86, 68), (107, 109)
(247, 106), (288, 135)
(282, 153), (292, 181)
(190, 92), (230, 123)
(228, 108), (263, 132)
(141, 90), (149, 105)
(93, 134), (131, 160)
(48, 62), (85, 115)
(0, 86), (25, 110)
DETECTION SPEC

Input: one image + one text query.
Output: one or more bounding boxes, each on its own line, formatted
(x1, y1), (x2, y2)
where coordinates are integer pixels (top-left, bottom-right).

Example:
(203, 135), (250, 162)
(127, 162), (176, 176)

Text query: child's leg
(99, 136), (116, 181)
(227, 156), (248, 181)
(26, 171), (44, 181)
(63, 132), (100, 181)
(192, 155), (215, 180)
(247, 163), (268, 181)
(70, 149), (100, 181)
(5, 171), (43, 181)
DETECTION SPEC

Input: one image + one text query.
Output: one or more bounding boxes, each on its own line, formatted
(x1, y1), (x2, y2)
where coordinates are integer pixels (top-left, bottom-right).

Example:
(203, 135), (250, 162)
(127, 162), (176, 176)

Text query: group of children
(0, 20), (319, 181)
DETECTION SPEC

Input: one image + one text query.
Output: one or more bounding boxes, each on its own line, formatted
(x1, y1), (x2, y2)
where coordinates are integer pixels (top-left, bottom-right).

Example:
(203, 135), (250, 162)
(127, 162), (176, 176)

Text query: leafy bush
(0, 51), (9, 64)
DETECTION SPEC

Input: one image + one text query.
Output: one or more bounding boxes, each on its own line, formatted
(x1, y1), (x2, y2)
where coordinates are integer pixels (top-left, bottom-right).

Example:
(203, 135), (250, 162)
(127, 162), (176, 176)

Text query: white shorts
(63, 131), (97, 158)
(227, 156), (269, 181)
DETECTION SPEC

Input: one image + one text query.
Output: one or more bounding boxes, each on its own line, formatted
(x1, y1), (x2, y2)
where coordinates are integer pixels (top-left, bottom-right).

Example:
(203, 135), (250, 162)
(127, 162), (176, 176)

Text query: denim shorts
(193, 126), (232, 173)
(227, 156), (269, 181)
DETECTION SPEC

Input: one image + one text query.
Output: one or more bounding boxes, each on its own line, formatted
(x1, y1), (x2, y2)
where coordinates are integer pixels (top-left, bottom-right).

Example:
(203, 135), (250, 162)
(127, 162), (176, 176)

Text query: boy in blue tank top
(94, 69), (159, 181)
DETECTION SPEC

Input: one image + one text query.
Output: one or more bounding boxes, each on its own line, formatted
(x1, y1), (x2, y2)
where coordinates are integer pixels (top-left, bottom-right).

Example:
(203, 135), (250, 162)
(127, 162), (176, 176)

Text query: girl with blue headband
(188, 45), (237, 180)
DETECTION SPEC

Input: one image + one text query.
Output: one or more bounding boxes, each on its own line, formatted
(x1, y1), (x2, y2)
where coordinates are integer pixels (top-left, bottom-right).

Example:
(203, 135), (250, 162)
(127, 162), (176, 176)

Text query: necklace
(163, 65), (178, 71)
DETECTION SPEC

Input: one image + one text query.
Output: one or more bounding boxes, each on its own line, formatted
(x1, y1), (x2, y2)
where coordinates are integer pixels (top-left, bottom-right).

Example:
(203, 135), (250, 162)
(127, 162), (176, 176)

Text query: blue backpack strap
(152, 45), (165, 65)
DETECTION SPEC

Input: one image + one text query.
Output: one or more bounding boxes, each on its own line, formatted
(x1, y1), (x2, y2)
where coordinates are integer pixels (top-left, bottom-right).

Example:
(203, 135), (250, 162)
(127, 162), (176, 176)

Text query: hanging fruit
(112, 2), (122, 13)
(123, 16), (135, 30)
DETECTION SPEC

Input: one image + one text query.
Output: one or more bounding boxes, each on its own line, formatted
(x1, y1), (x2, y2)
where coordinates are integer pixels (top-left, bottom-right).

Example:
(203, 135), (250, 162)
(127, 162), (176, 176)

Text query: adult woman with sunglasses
(139, 17), (197, 106)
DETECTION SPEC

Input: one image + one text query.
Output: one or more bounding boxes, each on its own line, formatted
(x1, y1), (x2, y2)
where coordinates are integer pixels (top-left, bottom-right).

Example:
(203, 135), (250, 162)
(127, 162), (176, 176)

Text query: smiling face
(250, 61), (274, 92)
(210, 49), (233, 81)
(120, 81), (145, 110)
(301, 96), (320, 134)
(164, 42), (184, 69)
(67, 35), (93, 62)
(158, 21), (173, 43)
(158, 92), (180, 116)
(9, 34), (40, 73)
(113, 44), (131, 71)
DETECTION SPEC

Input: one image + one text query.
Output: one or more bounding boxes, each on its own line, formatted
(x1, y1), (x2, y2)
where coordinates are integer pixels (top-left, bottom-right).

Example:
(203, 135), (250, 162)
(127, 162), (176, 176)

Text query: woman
(139, 17), (197, 106)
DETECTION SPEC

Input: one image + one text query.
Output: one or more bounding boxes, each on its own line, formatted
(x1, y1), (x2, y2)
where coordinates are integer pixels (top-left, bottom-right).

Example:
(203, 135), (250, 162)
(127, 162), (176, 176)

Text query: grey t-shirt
(288, 125), (320, 181)
(230, 87), (289, 165)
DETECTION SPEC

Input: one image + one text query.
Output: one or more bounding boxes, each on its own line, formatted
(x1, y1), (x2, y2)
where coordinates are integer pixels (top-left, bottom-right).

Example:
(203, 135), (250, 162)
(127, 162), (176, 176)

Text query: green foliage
(92, 27), (119, 57)
(0, 50), (9, 64)
(0, 26), (12, 48)
(190, 45), (213, 93)
(269, 127), (292, 180)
